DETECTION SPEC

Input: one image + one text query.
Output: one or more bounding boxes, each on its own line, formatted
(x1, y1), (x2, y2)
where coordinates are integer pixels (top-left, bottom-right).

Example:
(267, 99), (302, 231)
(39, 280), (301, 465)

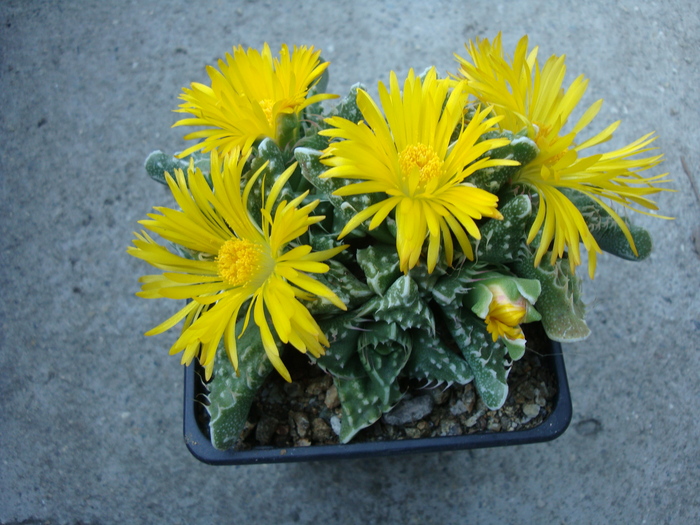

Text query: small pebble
(324, 384), (339, 409)
(330, 415), (342, 436)
(382, 395), (434, 426)
(523, 403), (540, 418)
(291, 412), (309, 438)
(311, 418), (333, 441)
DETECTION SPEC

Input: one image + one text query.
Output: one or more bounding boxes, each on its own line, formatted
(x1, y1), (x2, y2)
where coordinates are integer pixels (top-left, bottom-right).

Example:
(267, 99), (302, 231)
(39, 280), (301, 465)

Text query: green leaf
(469, 130), (539, 193)
(314, 313), (367, 379)
(145, 150), (209, 185)
(330, 83), (365, 124)
(356, 244), (401, 296)
(474, 194), (533, 264)
(305, 260), (374, 315)
(440, 306), (510, 409)
(206, 321), (276, 450)
(405, 330), (474, 386)
(335, 375), (401, 443)
(357, 275), (435, 333)
(358, 322), (411, 406)
(513, 254), (590, 342)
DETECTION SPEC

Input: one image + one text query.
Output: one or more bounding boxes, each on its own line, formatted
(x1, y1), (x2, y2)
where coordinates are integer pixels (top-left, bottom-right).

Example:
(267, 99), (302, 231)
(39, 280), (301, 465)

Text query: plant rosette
(128, 37), (671, 462)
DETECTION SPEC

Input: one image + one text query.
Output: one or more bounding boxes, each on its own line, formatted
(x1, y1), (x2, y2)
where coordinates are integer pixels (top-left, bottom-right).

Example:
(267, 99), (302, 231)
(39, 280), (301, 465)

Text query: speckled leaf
(335, 375), (401, 444)
(513, 253), (590, 342)
(432, 276), (467, 308)
(357, 275), (435, 333)
(145, 150), (210, 185)
(441, 305), (510, 410)
(358, 324), (411, 406)
(305, 260), (374, 314)
(330, 83), (364, 124)
(469, 130), (539, 193)
(247, 138), (297, 220)
(207, 321), (276, 450)
(295, 147), (344, 208)
(356, 244), (401, 296)
(314, 313), (366, 379)
(474, 194), (533, 264)
(405, 330), (474, 386)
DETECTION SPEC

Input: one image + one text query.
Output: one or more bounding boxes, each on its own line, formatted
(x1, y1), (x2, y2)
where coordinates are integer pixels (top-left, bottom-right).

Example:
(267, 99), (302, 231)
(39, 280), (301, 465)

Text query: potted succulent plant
(128, 35), (670, 464)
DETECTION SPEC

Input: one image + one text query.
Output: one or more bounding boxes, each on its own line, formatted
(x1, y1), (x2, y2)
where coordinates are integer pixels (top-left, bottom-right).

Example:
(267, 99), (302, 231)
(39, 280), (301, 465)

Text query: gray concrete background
(1, 1), (699, 523)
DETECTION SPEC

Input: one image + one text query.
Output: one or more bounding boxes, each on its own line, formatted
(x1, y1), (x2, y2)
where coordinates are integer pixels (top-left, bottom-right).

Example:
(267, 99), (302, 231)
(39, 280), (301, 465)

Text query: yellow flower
(128, 152), (346, 381)
(483, 285), (527, 343)
(173, 43), (337, 158)
(319, 68), (518, 273)
(455, 34), (671, 278)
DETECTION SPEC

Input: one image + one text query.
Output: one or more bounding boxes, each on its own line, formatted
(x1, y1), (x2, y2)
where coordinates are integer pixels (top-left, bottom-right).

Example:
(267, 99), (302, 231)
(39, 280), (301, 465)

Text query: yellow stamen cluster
(398, 143), (443, 186)
(217, 238), (265, 286)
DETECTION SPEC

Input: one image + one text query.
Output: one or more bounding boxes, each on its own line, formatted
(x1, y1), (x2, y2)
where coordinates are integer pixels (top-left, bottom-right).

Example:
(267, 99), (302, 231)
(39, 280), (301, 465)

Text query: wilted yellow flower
(128, 152), (346, 381)
(174, 43), (336, 158)
(455, 34), (670, 278)
(320, 68), (518, 273)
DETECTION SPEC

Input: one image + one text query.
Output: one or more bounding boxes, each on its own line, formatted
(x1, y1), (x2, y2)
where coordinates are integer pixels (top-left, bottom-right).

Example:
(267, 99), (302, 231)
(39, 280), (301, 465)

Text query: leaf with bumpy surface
(513, 253), (590, 342)
(356, 244), (401, 296)
(440, 305), (510, 410)
(305, 260), (374, 315)
(295, 147), (345, 208)
(145, 150), (210, 185)
(469, 129), (539, 193)
(405, 329), (474, 386)
(357, 275), (435, 334)
(207, 321), (276, 450)
(474, 194), (533, 264)
(357, 322), (411, 404)
(314, 313), (367, 379)
(335, 375), (402, 443)
(330, 83), (365, 124)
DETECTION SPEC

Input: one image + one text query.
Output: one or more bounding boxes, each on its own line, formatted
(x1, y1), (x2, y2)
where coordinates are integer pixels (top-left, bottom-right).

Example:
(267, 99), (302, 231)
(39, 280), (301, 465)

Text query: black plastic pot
(183, 337), (572, 465)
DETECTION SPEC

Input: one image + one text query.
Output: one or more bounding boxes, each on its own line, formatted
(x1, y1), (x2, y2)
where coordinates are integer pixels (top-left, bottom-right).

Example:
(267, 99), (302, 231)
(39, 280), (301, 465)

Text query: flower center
(398, 143), (443, 186)
(259, 99), (276, 128)
(217, 238), (265, 286)
(484, 292), (526, 342)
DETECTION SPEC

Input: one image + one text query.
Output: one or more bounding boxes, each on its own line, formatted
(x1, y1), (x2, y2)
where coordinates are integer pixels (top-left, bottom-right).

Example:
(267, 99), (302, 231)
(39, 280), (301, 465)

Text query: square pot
(183, 332), (571, 465)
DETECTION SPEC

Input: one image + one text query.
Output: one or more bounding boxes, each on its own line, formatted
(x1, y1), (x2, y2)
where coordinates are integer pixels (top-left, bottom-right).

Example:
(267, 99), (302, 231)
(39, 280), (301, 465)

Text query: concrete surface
(1, 1), (699, 523)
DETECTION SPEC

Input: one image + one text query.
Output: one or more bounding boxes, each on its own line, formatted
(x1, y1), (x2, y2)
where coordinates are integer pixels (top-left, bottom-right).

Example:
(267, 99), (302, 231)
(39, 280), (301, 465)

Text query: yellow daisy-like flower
(173, 43), (337, 158)
(455, 34), (670, 278)
(319, 68), (519, 273)
(128, 152), (346, 381)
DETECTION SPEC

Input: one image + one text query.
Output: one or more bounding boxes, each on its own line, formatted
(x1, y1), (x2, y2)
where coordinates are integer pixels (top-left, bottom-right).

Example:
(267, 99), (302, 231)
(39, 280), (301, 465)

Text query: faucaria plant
(129, 37), (670, 447)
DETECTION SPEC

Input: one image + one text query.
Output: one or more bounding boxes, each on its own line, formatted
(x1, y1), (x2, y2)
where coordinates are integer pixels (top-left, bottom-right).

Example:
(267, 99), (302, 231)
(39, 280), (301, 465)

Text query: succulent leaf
(513, 253), (590, 342)
(441, 305), (510, 409)
(357, 275), (435, 334)
(356, 244), (401, 296)
(314, 313), (367, 379)
(405, 330), (474, 385)
(145, 150), (210, 185)
(469, 129), (539, 193)
(474, 194), (533, 264)
(207, 321), (276, 450)
(335, 375), (401, 443)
